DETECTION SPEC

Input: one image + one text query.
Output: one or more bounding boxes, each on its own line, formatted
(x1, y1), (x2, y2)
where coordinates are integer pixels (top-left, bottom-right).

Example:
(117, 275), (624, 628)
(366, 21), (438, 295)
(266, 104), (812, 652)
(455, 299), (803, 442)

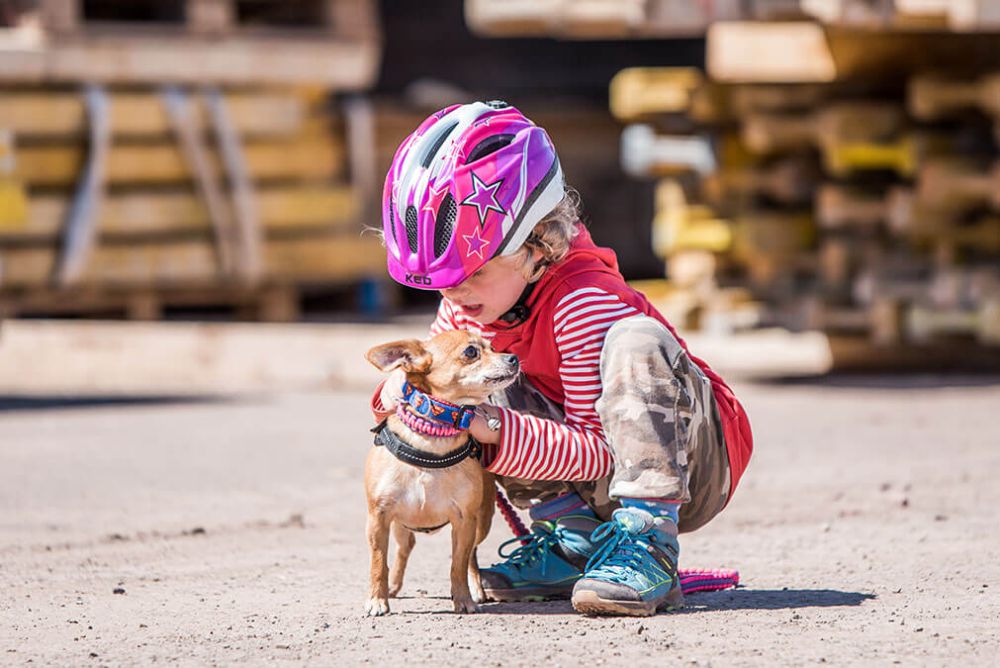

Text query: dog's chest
(375, 455), (482, 529)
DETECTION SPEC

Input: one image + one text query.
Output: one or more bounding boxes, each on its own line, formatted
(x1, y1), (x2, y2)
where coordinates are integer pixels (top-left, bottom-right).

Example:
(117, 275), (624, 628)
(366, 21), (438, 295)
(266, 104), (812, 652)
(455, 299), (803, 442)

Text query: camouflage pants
(492, 315), (730, 533)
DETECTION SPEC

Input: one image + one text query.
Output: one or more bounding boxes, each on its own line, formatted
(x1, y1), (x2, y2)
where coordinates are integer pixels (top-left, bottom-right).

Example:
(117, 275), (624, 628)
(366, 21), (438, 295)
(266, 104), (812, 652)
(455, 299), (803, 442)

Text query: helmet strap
(497, 281), (537, 326)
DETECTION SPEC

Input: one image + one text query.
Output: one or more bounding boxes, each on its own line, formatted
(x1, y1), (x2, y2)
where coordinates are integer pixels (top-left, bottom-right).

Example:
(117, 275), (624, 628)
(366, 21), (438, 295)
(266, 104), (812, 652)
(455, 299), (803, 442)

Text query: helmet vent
(387, 196), (398, 245)
(421, 121), (459, 168)
(405, 205), (419, 253)
(466, 134), (515, 164)
(433, 193), (457, 258)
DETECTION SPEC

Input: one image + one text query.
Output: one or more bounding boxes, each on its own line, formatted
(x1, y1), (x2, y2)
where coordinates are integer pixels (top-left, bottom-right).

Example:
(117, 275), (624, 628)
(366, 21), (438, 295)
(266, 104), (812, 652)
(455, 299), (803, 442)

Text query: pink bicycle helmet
(382, 101), (565, 290)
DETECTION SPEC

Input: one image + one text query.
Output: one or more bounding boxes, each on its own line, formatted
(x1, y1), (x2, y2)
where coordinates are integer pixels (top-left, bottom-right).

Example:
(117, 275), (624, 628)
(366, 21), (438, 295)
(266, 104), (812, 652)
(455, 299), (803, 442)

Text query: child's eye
(462, 345), (480, 361)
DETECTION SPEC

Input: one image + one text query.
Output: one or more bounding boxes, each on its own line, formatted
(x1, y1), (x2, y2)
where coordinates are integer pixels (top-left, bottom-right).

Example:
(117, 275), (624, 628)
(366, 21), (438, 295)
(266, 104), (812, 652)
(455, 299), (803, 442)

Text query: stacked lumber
(465, 0), (1000, 39)
(1, 0), (380, 87)
(0, 1), (386, 320)
(464, 0), (810, 38)
(613, 56), (1000, 346)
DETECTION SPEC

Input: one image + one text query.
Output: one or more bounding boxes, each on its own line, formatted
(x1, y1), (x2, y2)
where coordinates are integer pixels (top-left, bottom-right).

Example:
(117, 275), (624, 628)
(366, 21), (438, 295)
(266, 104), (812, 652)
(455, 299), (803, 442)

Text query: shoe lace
(497, 523), (566, 577)
(584, 520), (674, 585)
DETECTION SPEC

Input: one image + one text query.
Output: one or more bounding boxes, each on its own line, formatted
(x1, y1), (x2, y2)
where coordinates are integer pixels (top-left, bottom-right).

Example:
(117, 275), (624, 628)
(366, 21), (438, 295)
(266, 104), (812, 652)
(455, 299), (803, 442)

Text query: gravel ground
(2, 375), (999, 666)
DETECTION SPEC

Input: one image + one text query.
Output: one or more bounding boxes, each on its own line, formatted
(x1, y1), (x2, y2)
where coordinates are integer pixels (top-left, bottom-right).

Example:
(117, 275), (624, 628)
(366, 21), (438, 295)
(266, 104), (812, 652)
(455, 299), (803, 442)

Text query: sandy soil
(2, 375), (999, 666)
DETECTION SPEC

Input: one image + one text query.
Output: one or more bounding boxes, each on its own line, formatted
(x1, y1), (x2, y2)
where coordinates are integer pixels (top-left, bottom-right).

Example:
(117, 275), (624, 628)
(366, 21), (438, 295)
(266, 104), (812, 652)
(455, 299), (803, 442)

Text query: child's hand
(379, 368), (407, 411)
(469, 405), (502, 446)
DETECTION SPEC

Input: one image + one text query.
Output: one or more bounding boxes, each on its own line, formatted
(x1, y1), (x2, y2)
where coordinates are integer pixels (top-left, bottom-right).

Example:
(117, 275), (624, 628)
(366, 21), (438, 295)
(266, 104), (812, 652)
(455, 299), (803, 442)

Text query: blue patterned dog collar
(400, 381), (476, 430)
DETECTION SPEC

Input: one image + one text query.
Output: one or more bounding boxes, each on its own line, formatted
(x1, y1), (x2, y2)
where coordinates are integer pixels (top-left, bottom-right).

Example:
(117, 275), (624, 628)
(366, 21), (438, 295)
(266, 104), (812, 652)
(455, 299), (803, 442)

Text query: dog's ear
(365, 339), (432, 374)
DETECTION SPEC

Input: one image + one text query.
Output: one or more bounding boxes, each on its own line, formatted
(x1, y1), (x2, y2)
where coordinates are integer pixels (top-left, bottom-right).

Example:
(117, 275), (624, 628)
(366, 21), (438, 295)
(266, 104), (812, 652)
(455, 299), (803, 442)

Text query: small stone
(89, 653), (98, 658)
(112, 588), (126, 595)
(933, 515), (947, 522)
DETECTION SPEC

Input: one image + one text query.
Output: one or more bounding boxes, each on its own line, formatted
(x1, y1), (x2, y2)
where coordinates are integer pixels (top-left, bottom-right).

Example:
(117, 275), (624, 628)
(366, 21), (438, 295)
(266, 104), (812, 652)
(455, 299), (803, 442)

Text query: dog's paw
(365, 598), (390, 616)
(470, 584), (486, 604)
(387, 584), (402, 598)
(452, 597), (479, 614)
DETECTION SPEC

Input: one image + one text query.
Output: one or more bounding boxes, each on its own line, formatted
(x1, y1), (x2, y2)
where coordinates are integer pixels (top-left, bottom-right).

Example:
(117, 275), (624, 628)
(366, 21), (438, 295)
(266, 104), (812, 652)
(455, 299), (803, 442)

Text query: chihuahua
(364, 330), (519, 615)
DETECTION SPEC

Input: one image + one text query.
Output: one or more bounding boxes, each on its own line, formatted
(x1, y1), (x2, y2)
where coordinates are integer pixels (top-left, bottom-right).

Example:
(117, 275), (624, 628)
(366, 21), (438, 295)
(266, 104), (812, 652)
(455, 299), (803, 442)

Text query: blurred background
(3, 6), (1000, 662)
(1, 0), (1000, 380)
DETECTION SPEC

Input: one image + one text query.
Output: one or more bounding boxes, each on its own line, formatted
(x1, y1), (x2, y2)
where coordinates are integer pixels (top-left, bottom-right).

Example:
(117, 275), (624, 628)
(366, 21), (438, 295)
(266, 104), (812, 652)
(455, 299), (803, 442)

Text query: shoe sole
(484, 587), (574, 603)
(571, 586), (684, 617)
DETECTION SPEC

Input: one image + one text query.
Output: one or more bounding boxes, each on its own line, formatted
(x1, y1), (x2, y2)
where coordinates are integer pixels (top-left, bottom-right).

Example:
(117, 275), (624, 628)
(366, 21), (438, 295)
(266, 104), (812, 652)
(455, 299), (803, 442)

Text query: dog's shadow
(471, 588), (876, 616)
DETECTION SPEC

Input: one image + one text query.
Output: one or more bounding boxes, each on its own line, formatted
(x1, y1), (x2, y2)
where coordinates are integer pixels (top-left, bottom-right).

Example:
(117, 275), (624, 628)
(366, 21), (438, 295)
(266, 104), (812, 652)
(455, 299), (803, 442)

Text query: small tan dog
(364, 330), (519, 616)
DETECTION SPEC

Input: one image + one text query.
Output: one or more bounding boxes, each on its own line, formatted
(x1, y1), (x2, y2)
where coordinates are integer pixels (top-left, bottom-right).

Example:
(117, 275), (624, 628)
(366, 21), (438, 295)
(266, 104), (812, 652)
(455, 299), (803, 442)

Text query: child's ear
(365, 339), (432, 374)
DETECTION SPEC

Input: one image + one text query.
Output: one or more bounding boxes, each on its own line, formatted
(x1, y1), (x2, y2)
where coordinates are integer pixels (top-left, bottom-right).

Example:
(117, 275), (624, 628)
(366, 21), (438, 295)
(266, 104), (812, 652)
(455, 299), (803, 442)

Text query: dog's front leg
(450, 514), (478, 614)
(468, 545), (485, 604)
(388, 522), (415, 598)
(365, 509), (392, 616)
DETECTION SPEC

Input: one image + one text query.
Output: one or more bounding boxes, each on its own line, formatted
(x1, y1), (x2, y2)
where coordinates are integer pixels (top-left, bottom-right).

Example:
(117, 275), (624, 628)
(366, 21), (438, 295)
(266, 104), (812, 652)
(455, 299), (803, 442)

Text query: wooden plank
(806, 0), (1000, 31)
(0, 90), (306, 138)
(188, 0), (234, 35)
(742, 103), (904, 154)
(264, 234), (385, 281)
(39, 0), (79, 33)
(465, 0), (739, 38)
(652, 180), (732, 256)
(916, 158), (1000, 214)
(707, 22), (836, 83)
(909, 73), (1000, 121)
(0, 181), (29, 229)
(907, 302), (1000, 345)
(704, 157), (819, 206)
(815, 184), (889, 231)
(621, 125), (716, 176)
(13, 136), (345, 187)
(0, 186), (359, 240)
(710, 22), (1000, 83)
(0, 234), (384, 287)
(0, 35), (380, 88)
(609, 67), (704, 121)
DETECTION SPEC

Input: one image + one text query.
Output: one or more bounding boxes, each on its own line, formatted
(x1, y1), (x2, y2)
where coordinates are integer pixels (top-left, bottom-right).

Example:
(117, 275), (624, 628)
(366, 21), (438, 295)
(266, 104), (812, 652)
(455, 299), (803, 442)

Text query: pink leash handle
(495, 489), (739, 594)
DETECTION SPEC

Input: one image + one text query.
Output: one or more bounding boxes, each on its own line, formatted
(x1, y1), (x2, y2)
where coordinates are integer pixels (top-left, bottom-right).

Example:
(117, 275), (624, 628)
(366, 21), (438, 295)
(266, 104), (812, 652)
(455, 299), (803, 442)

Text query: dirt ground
(2, 359), (999, 665)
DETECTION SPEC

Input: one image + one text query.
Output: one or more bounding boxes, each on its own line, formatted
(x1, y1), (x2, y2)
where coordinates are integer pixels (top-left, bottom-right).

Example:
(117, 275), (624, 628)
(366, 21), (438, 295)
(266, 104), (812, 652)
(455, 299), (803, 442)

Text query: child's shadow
(478, 588), (875, 616)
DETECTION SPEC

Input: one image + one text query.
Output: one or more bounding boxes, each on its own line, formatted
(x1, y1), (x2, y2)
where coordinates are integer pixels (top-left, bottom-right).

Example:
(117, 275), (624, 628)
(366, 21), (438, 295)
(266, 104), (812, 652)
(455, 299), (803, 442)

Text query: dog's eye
(462, 345), (480, 362)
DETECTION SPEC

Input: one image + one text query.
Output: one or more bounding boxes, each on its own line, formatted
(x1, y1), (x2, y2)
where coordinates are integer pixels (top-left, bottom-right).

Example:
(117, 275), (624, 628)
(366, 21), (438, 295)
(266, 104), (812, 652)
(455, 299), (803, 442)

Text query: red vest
(483, 226), (753, 499)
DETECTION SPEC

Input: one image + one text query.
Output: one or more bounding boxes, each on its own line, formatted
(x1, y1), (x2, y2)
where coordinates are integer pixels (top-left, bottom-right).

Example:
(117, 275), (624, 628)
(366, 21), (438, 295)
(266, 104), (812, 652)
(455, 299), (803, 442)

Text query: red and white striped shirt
(371, 225), (753, 496)
(429, 287), (640, 481)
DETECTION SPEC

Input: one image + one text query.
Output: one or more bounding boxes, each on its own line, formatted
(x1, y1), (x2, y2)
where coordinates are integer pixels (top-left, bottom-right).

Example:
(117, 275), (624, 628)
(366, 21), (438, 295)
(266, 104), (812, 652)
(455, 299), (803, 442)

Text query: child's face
(440, 254), (531, 325)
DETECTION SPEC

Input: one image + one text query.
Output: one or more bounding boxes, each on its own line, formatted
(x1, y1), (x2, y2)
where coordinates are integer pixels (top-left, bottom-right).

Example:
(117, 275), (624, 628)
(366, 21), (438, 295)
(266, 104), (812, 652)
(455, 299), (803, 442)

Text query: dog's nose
(505, 354), (519, 369)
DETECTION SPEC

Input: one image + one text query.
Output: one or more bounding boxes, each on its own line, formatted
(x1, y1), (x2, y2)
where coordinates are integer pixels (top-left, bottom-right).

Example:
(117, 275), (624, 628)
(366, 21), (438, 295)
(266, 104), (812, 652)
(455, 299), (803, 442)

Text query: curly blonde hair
(513, 186), (582, 282)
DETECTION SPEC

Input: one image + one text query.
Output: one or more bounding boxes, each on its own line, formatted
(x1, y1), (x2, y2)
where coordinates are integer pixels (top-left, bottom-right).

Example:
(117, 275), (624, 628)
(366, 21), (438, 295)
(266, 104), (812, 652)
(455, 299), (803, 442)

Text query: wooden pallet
(0, 89), (308, 138)
(464, 0), (805, 39)
(0, 0), (379, 86)
(0, 233), (386, 288)
(0, 280), (386, 322)
(0, 185), (360, 241)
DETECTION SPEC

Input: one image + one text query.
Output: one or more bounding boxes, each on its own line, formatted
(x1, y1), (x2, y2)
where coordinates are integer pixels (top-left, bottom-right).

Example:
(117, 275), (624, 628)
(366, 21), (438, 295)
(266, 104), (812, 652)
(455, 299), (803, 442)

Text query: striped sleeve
(429, 299), (488, 337)
(429, 299), (459, 335)
(485, 287), (641, 481)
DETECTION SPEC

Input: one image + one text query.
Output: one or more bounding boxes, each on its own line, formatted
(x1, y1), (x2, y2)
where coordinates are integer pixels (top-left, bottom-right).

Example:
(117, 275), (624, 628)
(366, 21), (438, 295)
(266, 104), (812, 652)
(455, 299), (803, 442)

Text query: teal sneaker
(571, 508), (683, 617)
(480, 515), (601, 602)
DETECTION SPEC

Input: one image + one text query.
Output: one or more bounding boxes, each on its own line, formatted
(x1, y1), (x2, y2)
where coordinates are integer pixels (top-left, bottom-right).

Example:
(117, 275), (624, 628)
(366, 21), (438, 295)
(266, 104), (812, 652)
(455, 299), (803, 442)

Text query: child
(371, 101), (752, 616)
